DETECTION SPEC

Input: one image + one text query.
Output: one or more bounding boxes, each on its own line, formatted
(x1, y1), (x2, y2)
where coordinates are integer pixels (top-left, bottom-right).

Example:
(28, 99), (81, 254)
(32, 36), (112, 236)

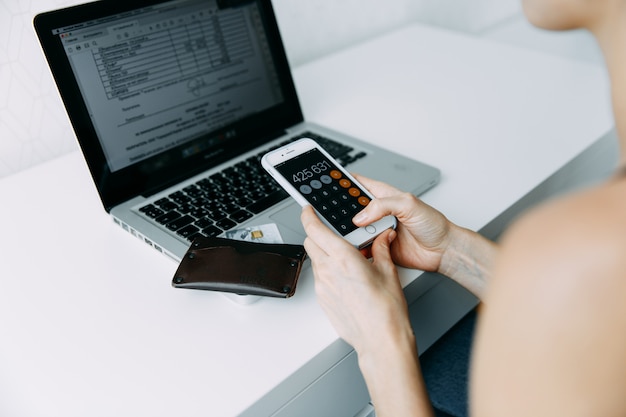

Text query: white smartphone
(261, 138), (396, 249)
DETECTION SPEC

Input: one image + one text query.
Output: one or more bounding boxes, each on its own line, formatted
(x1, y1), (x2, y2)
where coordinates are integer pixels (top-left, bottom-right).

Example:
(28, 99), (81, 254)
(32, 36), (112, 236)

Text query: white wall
(0, 0), (521, 178)
(420, 0), (521, 34)
(273, 0), (521, 66)
(0, 0), (79, 178)
(272, 0), (423, 67)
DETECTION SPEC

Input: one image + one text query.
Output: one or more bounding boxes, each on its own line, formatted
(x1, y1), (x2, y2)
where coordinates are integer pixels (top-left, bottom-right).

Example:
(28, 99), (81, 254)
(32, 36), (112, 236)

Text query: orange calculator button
(358, 196), (370, 206)
(330, 170), (342, 179)
(348, 187), (360, 197)
(339, 179), (351, 188)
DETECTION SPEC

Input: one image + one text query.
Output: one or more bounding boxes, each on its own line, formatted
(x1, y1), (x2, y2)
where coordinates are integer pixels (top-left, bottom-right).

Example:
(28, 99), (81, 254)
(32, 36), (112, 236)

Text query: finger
(301, 206), (354, 255)
(353, 190), (422, 227)
(349, 175), (406, 227)
(357, 228), (395, 259)
(300, 205), (318, 230)
(359, 245), (373, 259)
(370, 228), (396, 268)
(303, 235), (327, 263)
(370, 230), (404, 292)
(352, 194), (401, 227)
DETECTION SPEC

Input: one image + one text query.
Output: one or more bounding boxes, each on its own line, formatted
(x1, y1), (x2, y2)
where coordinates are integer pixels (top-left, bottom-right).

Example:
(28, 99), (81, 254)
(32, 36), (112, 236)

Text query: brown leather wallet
(172, 236), (307, 298)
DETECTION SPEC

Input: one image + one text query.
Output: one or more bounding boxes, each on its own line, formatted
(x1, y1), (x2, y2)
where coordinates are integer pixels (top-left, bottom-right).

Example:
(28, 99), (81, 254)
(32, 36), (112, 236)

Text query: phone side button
(365, 225), (376, 234)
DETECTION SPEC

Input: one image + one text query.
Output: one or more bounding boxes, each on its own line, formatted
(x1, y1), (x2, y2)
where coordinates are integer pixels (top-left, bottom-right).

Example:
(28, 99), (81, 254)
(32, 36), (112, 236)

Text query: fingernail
(353, 211), (367, 224)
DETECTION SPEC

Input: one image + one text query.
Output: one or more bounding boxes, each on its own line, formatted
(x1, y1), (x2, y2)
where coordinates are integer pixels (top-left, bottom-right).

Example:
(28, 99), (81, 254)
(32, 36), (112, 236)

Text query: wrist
(357, 317), (416, 366)
(438, 224), (496, 299)
(357, 324), (433, 417)
(438, 223), (470, 275)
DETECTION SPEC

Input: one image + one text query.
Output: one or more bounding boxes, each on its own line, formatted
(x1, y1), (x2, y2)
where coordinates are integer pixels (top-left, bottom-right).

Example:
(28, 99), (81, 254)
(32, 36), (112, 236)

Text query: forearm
(357, 324), (434, 417)
(438, 223), (498, 300)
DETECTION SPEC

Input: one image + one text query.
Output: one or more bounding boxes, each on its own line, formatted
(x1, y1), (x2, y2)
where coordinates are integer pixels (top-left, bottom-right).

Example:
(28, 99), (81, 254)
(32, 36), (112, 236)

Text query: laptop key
(177, 203), (195, 214)
(202, 225), (223, 237)
(139, 204), (154, 213)
(207, 209), (227, 221)
(166, 215), (194, 231)
(154, 199), (178, 212)
(155, 211), (181, 225)
(231, 209), (253, 223)
(194, 217), (214, 229)
(139, 205), (165, 219)
(235, 196), (253, 207)
(187, 232), (207, 241)
(216, 218), (237, 231)
(183, 185), (203, 197)
(190, 207), (209, 218)
(177, 224), (199, 238)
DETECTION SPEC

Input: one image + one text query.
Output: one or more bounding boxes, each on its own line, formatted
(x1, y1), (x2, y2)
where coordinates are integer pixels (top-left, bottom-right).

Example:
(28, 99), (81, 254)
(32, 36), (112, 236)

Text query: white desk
(0, 24), (613, 417)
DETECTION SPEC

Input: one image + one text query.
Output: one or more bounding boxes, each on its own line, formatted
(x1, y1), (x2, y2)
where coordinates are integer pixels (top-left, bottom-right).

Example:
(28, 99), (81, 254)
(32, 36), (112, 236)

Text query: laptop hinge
(139, 129), (289, 198)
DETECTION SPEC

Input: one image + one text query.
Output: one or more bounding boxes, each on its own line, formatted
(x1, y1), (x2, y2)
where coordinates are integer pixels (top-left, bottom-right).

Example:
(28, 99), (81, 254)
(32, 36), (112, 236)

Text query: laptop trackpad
(270, 203), (306, 244)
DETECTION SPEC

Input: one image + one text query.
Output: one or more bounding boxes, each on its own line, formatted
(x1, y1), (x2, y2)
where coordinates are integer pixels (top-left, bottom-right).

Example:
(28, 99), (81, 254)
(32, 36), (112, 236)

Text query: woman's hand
(351, 175), (453, 273)
(351, 175), (495, 299)
(301, 205), (410, 354)
(301, 206), (435, 417)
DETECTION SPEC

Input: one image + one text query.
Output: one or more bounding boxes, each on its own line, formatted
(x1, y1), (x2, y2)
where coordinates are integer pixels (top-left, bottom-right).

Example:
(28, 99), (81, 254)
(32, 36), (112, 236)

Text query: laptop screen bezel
(34, 0), (303, 212)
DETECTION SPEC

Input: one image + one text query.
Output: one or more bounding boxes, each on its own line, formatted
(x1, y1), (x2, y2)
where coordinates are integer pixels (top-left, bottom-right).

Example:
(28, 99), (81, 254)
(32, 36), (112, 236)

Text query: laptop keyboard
(137, 132), (367, 243)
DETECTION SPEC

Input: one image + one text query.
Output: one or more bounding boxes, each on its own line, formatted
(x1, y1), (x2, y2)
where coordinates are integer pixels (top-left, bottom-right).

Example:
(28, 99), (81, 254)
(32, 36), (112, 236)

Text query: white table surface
(0, 23), (613, 417)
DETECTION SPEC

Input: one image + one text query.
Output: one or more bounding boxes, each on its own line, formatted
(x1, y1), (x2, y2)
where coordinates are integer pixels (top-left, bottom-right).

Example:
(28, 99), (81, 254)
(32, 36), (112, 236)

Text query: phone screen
(274, 148), (371, 235)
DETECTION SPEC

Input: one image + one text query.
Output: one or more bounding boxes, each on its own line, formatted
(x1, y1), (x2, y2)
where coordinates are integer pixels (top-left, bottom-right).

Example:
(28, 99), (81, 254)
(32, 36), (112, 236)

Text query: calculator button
(338, 223), (351, 232)
(339, 179), (351, 188)
(300, 185), (312, 194)
(330, 170), (342, 179)
(348, 187), (360, 197)
(358, 196), (370, 206)
(320, 175), (332, 184)
(310, 180), (322, 189)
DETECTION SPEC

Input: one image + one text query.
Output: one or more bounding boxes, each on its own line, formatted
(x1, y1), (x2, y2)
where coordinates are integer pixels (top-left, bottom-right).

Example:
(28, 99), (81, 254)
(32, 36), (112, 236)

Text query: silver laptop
(34, 0), (440, 261)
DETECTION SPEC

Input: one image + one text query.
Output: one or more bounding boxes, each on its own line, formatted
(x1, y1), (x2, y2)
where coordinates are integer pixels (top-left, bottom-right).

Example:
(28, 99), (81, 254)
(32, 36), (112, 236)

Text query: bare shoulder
(497, 181), (626, 298)
(471, 182), (626, 417)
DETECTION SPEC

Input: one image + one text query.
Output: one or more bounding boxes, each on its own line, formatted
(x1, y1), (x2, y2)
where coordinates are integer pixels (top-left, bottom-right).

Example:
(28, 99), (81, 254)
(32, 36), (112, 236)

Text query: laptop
(34, 0), (440, 261)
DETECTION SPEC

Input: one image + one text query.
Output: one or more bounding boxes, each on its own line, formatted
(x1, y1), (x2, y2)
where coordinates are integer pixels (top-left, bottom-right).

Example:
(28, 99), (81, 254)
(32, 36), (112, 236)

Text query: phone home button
(365, 225), (377, 234)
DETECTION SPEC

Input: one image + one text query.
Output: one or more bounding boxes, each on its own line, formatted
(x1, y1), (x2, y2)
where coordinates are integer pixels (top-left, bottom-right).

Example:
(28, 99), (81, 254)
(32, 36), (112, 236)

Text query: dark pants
(420, 310), (477, 417)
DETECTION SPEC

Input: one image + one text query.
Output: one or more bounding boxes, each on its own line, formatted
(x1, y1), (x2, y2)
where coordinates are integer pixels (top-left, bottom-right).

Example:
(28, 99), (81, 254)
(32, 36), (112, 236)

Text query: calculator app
(275, 148), (370, 235)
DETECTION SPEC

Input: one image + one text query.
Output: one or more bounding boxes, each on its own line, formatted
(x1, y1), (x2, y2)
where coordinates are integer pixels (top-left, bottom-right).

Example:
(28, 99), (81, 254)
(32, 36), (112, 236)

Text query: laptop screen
(35, 0), (302, 210)
(54, 0), (284, 173)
